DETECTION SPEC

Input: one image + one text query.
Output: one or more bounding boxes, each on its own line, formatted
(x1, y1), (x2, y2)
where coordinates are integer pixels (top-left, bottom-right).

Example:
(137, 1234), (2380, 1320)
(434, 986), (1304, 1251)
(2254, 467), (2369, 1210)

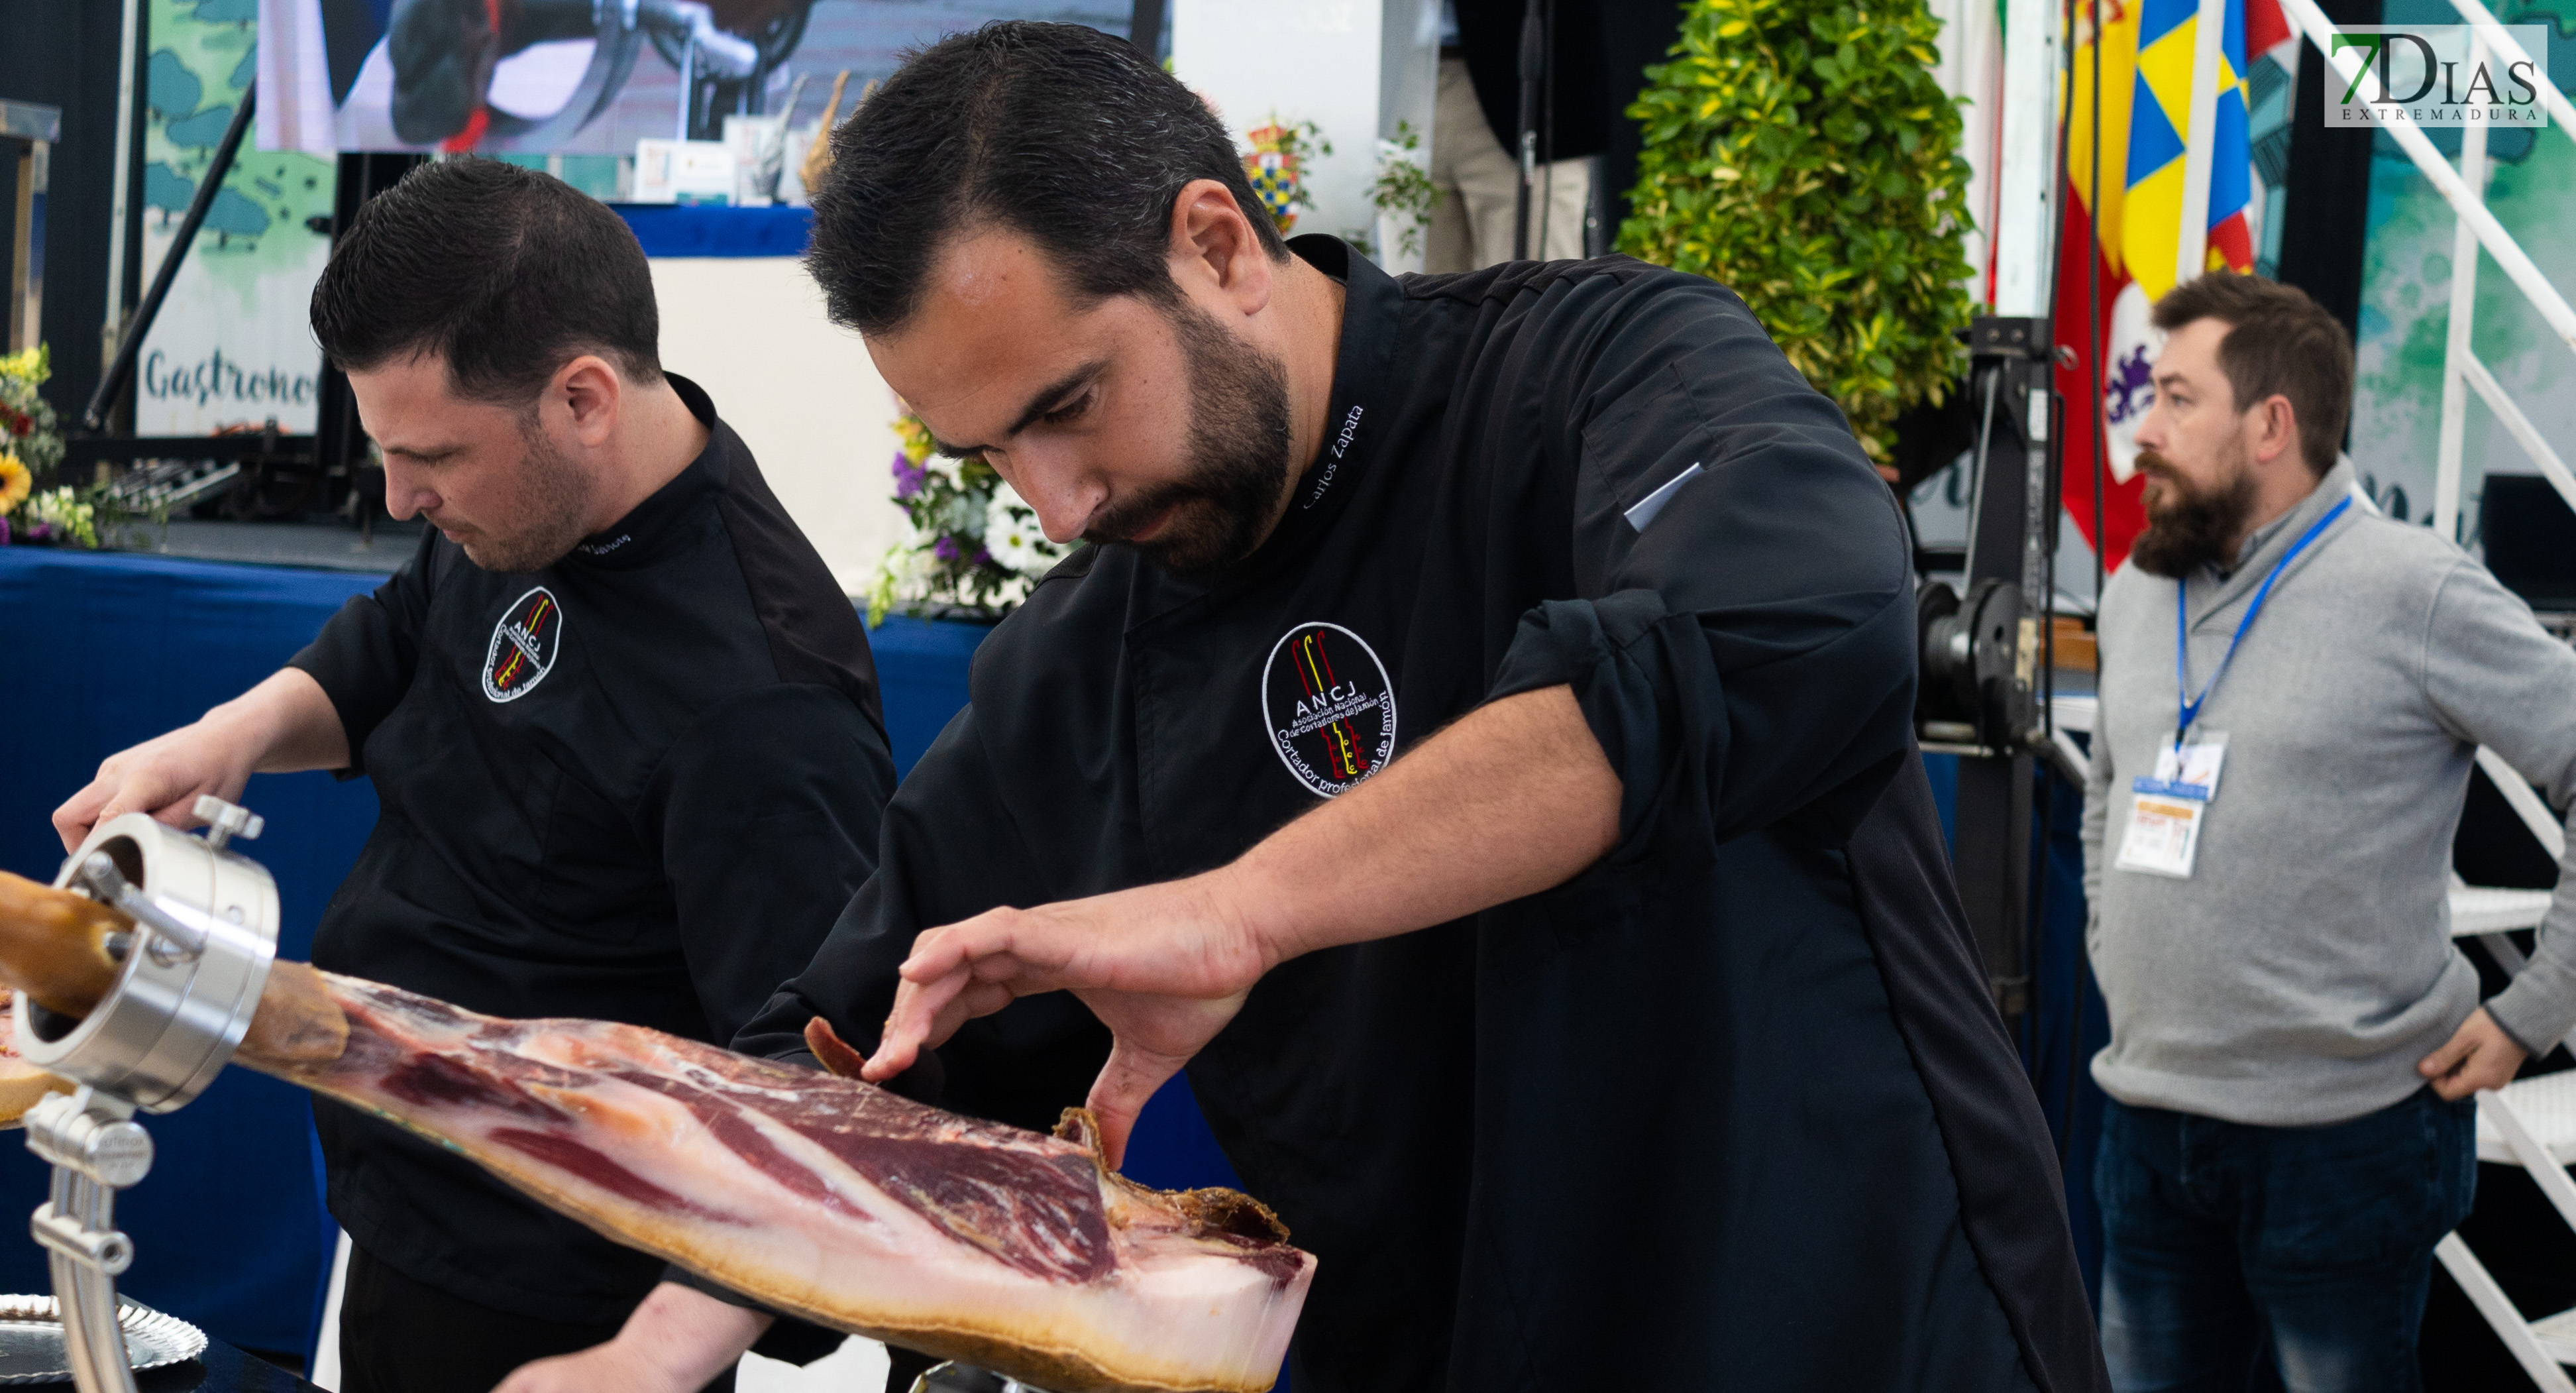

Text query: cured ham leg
(0, 1001), (77, 1125)
(0, 873), (1313, 1393)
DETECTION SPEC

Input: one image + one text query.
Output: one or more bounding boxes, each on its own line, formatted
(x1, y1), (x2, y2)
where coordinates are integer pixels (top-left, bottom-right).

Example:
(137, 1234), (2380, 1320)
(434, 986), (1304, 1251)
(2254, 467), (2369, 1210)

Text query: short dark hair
(2151, 273), (2353, 478)
(310, 158), (663, 403)
(806, 21), (1287, 335)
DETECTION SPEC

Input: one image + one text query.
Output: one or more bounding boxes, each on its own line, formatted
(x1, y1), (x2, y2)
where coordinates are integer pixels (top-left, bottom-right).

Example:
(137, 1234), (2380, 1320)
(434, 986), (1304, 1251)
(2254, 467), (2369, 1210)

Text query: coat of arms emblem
(1242, 120), (1316, 234)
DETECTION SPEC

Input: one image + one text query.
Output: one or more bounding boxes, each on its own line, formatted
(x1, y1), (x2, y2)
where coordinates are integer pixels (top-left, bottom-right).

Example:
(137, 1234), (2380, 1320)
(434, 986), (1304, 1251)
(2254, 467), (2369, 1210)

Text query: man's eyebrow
(930, 361), (1107, 459)
(377, 441), (464, 462)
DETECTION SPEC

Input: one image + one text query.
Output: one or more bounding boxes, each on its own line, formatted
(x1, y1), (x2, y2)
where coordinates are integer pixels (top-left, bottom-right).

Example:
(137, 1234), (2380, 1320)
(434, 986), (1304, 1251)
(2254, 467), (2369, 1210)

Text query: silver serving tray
(0, 1295), (206, 1384)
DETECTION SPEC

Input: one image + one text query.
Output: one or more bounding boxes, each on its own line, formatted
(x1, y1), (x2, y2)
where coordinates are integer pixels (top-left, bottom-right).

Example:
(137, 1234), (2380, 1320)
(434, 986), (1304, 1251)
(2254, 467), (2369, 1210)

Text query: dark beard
(2127, 448), (2257, 579)
(1081, 298), (1293, 577)
(460, 412), (598, 573)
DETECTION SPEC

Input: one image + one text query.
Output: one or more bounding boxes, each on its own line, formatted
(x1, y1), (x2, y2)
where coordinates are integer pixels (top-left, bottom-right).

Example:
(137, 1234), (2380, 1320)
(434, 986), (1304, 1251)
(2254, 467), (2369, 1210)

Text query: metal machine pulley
(15, 798), (281, 1393)
(1915, 576), (2034, 753)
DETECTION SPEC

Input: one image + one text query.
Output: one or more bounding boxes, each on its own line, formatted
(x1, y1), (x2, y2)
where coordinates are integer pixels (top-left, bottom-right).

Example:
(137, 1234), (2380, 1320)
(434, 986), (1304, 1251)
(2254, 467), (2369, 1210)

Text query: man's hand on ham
(492, 1282), (769, 1393)
(861, 875), (1273, 1168)
(860, 685), (1622, 1170)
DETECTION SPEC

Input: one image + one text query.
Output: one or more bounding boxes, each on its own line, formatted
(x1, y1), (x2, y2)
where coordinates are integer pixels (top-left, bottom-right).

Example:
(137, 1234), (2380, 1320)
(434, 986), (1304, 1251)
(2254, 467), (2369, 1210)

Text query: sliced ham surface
(0, 876), (1306, 1389)
(252, 975), (1311, 1393)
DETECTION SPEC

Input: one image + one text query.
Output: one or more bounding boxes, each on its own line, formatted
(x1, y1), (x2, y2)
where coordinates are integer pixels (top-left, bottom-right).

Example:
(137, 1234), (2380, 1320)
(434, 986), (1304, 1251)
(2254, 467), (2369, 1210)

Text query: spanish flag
(2055, 0), (2289, 569)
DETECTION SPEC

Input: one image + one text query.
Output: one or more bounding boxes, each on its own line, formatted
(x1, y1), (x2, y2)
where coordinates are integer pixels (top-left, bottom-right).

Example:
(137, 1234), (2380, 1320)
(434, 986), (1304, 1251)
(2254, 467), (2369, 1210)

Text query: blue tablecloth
(610, 205), (813, 259)
(0, 549), (1245, 1362)
(867, 616), (986, 778)
(0, 548), (379, 1357)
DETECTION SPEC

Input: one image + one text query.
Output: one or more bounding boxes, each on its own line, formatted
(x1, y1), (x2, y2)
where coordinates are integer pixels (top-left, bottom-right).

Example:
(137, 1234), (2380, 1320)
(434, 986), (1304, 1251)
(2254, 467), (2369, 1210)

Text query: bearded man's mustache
(2127, 447), (2257, 578)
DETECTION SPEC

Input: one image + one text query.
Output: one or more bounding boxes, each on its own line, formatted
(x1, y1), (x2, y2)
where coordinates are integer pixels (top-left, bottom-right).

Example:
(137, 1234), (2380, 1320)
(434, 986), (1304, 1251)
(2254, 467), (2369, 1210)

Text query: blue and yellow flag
(2121, 0), (2259, 297)
(2061, 0), (2282, 568)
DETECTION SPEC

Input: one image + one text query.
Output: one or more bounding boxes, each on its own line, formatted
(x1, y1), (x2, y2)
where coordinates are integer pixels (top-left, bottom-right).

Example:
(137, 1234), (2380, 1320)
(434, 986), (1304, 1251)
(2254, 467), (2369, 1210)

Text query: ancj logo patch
(1262, 622), (1397, 798)
(482, 586), (564, 703)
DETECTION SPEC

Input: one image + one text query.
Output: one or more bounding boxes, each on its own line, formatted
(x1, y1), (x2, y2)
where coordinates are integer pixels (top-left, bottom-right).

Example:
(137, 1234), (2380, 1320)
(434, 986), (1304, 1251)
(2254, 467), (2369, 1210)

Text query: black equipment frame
(1918, 315), (2063, 1025)
(81, 88), (252, 435)
(70, 84), (421, 518)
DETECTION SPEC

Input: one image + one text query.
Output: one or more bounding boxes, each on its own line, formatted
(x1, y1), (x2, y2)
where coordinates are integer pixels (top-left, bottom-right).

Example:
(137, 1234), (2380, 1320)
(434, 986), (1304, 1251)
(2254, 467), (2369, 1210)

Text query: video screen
(264, 0), (1132, 154)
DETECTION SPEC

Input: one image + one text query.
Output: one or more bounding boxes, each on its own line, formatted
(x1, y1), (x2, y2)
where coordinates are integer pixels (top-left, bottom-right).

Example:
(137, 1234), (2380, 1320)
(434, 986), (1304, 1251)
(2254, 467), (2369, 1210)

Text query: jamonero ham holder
(0, 802), (1313, 1393)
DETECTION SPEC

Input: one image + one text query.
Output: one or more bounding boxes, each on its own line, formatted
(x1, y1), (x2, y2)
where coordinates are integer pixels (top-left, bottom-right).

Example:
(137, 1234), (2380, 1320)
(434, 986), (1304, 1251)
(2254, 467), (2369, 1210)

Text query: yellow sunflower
(0, 454), (28, 515)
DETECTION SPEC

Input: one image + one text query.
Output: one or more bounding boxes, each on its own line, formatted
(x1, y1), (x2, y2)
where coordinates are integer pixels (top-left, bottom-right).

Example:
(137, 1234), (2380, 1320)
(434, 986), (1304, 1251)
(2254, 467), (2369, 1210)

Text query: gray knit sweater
(2083, 461), (2576, 1126)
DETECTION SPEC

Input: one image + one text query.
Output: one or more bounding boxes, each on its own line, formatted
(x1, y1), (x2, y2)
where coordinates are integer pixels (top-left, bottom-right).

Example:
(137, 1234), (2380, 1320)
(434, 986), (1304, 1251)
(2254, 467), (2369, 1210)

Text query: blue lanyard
(2174, 495), (2351, 748)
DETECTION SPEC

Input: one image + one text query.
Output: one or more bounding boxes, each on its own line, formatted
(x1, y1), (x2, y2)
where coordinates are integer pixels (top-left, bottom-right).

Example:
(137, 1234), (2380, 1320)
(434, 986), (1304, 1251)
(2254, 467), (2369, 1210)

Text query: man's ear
(2250, 393), (2300, 471)
(554, 355), (622, 448)
(1167, 179), (1275, 317)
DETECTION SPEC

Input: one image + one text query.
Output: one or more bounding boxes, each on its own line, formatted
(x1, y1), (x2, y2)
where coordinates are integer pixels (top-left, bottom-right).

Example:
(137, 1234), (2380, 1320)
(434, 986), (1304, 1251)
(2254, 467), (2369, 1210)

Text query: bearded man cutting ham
(512, 21), (2108, 1393)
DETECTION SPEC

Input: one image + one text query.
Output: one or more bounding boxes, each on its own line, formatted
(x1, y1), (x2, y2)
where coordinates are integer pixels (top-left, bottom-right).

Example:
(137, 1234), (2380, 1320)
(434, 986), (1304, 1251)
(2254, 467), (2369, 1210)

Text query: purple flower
(891, 453), (929, 500)
(933, 535), (962, 562)
(973, 545), (992, 565)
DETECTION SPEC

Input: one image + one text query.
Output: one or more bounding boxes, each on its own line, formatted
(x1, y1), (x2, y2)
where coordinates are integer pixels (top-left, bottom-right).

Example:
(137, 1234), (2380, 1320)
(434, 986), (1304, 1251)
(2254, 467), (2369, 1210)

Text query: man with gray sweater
(2084, 272), (2576, 1391)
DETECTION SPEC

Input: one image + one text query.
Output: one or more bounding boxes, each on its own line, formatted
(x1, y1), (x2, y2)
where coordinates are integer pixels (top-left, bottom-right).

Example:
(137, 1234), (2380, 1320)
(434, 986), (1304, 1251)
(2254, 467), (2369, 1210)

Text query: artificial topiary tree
(1621, 0), (1977, 464)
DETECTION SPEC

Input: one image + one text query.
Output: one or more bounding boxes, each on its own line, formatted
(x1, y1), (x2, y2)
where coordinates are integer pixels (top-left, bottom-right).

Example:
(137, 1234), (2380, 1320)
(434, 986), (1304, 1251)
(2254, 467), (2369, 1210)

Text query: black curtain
(2273, 0), (2382, 348)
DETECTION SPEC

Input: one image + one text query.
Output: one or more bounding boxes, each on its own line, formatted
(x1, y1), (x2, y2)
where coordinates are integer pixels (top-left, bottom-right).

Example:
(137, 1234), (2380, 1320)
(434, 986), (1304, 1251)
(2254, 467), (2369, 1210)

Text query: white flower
(940, 490), (987, 540)
(25, 486), (98, 545)
(984, 482), (1065, 579)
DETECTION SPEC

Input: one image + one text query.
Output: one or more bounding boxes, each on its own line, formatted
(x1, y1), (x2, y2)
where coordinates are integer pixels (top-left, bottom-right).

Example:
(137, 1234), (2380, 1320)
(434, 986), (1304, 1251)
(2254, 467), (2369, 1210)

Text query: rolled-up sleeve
(1485, 276), (1920, 879)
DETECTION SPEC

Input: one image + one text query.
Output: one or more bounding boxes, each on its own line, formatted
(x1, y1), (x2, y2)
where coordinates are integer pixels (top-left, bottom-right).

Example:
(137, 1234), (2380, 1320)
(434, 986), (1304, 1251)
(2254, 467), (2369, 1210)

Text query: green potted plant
(1620, 0), (1976, 465)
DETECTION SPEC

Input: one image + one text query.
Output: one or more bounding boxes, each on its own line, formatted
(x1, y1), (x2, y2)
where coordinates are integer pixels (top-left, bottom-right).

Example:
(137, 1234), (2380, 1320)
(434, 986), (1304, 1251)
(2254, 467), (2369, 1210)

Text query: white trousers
(1424, 56), (1593, 272)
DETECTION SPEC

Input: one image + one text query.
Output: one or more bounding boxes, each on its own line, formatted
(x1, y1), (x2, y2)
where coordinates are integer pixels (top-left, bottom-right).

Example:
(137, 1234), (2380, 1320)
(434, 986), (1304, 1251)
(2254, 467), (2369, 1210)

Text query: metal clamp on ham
(17, 796), (278, 1393)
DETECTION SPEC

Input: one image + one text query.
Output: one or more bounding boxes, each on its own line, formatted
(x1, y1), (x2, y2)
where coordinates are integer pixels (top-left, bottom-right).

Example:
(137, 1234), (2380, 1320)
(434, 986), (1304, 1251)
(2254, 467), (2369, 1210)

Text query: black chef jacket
(736, 242), (2106, 1392)
(291, 374), (897, 1325)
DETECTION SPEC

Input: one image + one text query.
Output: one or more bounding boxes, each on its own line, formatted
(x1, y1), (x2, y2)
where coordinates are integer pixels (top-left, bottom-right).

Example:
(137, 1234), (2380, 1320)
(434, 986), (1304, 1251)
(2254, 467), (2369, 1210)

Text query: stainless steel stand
(23, 1089), (149, 1393)
(16, 798), (279, 1393)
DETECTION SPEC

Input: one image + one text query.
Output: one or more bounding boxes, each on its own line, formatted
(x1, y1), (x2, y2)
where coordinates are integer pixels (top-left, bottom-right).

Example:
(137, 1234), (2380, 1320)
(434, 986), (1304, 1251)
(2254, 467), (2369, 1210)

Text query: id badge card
(2116, 730), (2229, 879)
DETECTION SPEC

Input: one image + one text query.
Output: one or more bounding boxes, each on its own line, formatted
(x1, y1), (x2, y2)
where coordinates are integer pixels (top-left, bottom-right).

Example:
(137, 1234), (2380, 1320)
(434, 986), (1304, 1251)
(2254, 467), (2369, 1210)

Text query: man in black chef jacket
(507, 22), (2107, 1393)
(50, 160), (894, 1393)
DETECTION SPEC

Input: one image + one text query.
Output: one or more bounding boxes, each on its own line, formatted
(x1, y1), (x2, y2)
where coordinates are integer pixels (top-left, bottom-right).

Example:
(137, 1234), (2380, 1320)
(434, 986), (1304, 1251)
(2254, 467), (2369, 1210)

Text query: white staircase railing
(2275, 0), (2576, 537)
(2274, 0), (2576, 861)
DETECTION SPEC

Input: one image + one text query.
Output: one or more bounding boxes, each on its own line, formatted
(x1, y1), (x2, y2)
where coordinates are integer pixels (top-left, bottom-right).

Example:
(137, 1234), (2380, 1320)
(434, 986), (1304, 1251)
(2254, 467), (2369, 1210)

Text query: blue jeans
(2096, 1087), (2477, 1393)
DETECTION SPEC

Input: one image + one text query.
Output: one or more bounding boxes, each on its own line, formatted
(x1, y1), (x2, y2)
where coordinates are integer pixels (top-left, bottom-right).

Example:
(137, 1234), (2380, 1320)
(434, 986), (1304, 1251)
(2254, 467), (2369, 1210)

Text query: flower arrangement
(0, 453), (27, 544)
(0, 346), (64, 484)
(863, 411), (1069, 626)
(14, 487), (98, 548)
(0, 343), (162, 551)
